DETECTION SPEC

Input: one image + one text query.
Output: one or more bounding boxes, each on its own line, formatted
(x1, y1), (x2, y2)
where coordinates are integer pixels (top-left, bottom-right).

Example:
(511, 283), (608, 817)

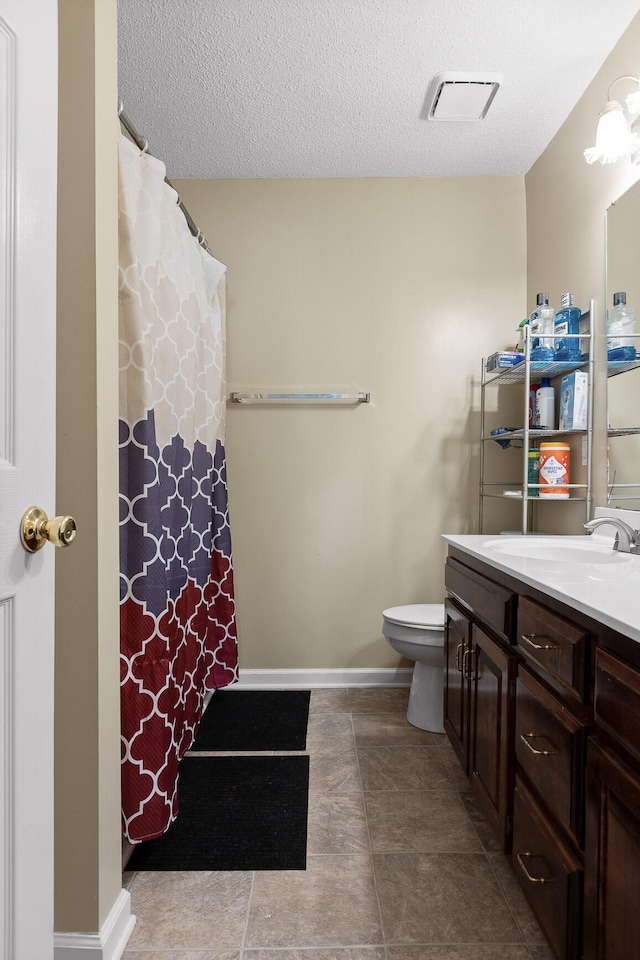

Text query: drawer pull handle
(463, 647), (477, 681)
(516, 852), (556, 884)
(456, 642), (464, 672)
(521, 633), (559, 652)
(520, 733), (559, 756)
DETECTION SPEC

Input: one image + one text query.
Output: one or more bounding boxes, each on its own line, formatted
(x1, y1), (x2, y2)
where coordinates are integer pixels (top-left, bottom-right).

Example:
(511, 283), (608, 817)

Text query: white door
(0, 0), (58, 957)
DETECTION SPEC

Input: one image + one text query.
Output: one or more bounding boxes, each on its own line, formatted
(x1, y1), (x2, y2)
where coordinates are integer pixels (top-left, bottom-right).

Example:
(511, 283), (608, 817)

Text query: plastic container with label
(530, 293), (555, 362)
(535, 378), (555, 429)
(527, 449), (540, 498)
(539, 442), (570, 499)
(607, 291), (636, 362)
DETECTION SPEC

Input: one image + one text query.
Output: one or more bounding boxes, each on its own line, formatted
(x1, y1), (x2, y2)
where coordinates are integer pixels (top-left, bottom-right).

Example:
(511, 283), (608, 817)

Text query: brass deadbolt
(20, 506), (77, 553)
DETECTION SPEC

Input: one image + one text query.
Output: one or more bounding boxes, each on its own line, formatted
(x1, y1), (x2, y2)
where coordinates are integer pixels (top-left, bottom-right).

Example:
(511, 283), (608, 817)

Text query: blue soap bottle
(554, 292), (582, 362)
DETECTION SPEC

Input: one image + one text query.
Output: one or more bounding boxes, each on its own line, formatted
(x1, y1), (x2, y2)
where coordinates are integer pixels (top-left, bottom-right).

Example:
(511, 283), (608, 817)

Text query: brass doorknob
(20, 506), (77, 553)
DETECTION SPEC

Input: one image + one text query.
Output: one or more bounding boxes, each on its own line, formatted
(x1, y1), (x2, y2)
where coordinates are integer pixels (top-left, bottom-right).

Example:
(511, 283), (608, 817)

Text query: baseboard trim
(54, 889), (136, 960)
(229, 667), (413, 689)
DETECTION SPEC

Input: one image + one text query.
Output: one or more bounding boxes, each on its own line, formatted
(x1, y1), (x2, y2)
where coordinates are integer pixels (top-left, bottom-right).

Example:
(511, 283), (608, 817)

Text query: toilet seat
(382, 604), (444, 630)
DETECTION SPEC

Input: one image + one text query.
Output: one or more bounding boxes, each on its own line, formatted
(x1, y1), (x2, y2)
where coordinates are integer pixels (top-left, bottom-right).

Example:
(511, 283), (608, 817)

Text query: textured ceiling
(117, 0), (640, 179)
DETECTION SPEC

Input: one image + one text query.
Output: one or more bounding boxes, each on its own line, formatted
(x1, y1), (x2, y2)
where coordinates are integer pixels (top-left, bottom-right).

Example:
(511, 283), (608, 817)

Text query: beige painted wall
(525, 11), (640, 521)
(175, 177), (526, 669)
(56, 0), (122, 933)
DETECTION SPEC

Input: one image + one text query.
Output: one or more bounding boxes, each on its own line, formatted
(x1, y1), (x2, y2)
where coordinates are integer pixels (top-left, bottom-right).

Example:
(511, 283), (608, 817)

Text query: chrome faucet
(584, 517), (640, 555)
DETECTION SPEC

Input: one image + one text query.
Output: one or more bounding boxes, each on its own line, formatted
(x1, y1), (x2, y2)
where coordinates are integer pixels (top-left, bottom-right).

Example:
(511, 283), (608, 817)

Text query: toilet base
(406, 655), (445, 733)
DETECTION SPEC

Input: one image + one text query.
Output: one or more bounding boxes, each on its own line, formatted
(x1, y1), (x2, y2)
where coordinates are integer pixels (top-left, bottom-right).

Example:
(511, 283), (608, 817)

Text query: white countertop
(441, 531), (640, 645)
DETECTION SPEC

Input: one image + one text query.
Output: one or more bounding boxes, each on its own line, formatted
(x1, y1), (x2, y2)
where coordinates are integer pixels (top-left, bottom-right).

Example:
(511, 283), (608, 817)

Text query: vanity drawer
(516, 667), (586, 844)
(594, 647), (640, 765)
(445, 558), (515, 643)
(517, 597), (588, 701)
(513, 777), (583, 960)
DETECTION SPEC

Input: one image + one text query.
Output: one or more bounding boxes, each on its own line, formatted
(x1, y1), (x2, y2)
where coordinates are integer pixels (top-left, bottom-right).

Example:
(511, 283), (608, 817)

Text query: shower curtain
(118, 134), (238, 843)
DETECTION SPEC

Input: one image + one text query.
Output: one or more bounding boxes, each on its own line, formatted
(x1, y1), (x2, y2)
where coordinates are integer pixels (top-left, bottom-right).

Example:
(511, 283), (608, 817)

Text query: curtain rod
(118, 102), (212, 255)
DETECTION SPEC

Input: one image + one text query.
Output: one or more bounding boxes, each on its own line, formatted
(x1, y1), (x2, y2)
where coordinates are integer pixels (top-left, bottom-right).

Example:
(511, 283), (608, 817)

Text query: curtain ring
(117, 100), (124, 117)
(140, 139), (149, 155)
(196, 230), (204, 244)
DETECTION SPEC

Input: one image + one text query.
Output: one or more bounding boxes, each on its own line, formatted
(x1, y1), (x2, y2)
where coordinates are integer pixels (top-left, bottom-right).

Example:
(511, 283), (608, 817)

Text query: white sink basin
(483, 536), (633, 565)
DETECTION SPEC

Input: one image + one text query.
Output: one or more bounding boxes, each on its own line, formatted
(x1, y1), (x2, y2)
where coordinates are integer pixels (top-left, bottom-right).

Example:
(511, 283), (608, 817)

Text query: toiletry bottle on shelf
(527, 448), (540, 498)
(607, 291), (636, 362)
(516, 318), (529, 353)
(539, 442), (570, 498)
(530, 293), (555, 362)
(554, 292), (582, 362)
(535, 378), (555, 429)
(579, 311), (590, 360)
(529, 382), (540, 427)
(529, 295), (541, 356)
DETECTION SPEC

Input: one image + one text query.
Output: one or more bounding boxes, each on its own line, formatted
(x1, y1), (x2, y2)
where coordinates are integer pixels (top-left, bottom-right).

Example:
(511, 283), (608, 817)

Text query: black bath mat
(191, 689), (311, 752)
(127, 755), (309, 871)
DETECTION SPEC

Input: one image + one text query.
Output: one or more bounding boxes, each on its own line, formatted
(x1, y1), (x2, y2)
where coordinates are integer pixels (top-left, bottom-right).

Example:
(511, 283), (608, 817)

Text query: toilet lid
(382, 604), (445, 630)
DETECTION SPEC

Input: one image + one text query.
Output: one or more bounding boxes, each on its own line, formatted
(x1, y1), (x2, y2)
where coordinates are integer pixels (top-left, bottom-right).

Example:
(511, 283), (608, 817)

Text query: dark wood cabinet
(445, 556), (516, 643)
(584, 738), (640, 960)
(517, 596), (589, 703)
(510, 597), (588, 960)
(444, 598), (470, 771)
(515, 666), (586, 846)
(444, 558), (517, 852)
(513, 776), (583, 960)
(584, 645), (640, 960)
(593, 646), (640, 766)
(469, 624), (517, 851)
(444, 545), (640, 960)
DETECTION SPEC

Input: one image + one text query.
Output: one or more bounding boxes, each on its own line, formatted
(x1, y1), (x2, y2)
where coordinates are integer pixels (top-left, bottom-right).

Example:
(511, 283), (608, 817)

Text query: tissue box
(486, 351), (525, 371)
(559, 371), (588, 430)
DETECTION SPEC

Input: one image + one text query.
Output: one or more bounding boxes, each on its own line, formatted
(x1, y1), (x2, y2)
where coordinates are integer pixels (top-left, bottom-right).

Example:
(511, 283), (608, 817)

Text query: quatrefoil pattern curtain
(118, 134), (238, 843)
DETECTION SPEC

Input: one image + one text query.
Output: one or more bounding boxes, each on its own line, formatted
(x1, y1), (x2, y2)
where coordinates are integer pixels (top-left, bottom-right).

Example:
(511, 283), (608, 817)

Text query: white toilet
(382, 603), (446, 733)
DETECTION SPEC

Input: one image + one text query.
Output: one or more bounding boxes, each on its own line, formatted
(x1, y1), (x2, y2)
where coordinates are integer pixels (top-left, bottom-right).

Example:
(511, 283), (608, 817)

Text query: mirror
(606, 182), (640, 506)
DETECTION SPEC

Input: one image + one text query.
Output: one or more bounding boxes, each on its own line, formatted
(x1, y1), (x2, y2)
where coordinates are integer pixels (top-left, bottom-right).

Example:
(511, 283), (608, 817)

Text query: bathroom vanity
(442, 528), (640, 960)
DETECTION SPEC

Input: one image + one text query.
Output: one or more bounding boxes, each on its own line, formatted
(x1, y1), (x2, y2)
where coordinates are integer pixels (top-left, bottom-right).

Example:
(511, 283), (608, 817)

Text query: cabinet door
(516, 666), (586, 846)
(584, 738), (640, 960)
(517, 596), (588, 702)
(593, 646), (640, 767)
(469, 624), (517, 851)
(445, 557), (516, 644)
(444, 599), (470, 772)
(513, 777), (583, 960)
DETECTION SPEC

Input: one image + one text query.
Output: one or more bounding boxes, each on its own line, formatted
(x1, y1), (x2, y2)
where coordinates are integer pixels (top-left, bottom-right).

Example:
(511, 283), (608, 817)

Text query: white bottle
(530, 293), (555, 362)
(607, 291), (636, 362)
(535, 378), (555, 429)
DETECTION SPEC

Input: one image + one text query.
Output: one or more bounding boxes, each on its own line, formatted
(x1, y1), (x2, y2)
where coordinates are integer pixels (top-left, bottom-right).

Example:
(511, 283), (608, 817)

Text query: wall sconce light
(584, 75), (640, 164)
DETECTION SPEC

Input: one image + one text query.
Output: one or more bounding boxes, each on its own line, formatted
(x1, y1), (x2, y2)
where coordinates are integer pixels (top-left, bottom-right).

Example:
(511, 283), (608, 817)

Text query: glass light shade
(584, 100), (640, 164)
(626, 89), (640, 114)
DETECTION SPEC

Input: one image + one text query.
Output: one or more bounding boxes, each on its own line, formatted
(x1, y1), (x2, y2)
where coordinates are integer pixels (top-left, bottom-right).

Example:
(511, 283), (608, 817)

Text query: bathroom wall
(56, 0), (123, 934)
(526, 10), (640, 523)
(175, 177), (526, 670)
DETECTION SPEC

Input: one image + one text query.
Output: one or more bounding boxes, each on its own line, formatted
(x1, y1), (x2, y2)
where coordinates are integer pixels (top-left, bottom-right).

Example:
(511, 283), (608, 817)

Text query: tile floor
(123, 687), (554, 960)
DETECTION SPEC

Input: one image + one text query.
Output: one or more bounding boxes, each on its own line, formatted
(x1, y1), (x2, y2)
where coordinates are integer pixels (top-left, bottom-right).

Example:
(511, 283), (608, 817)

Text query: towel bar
(230, 392), (370, 404)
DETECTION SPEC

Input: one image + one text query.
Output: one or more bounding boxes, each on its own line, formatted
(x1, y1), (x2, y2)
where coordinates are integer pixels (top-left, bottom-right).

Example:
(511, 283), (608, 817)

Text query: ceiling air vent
(423, 72), (502, 121)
